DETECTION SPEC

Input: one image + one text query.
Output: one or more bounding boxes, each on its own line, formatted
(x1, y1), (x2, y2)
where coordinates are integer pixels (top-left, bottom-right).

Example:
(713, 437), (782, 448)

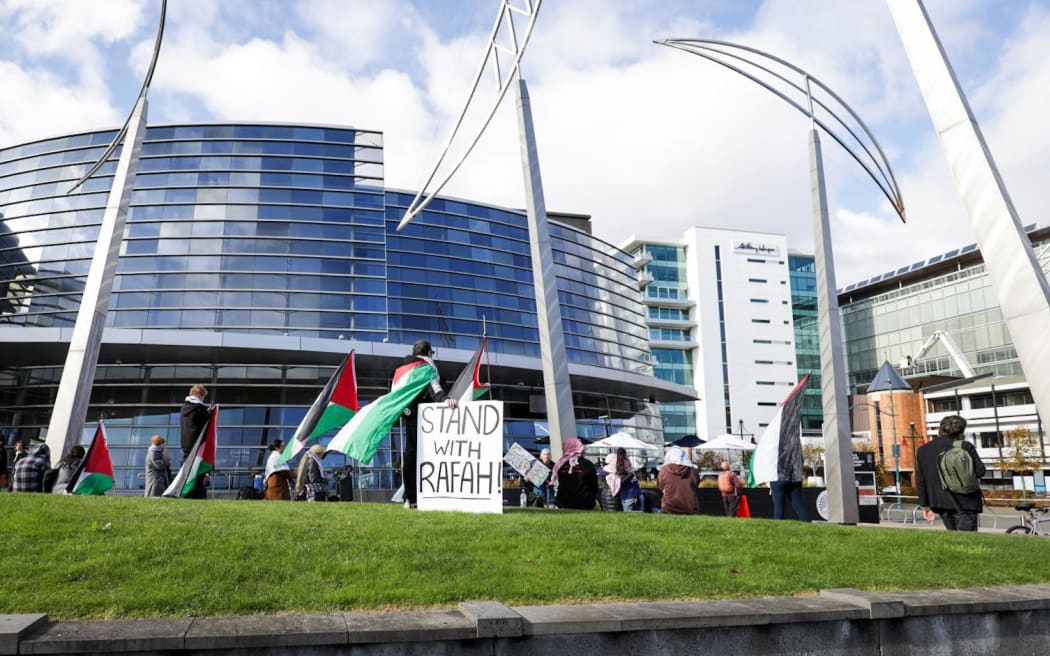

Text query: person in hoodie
(12, 443), (50, 493)
(179, 384), (212, 499)
(658, 446), (700, 515)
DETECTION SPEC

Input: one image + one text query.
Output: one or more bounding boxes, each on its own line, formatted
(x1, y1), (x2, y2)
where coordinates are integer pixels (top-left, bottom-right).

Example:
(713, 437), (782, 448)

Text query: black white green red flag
(748, 374), (810, 487)
(326, 357), (437, 464)
(279, 350), (359, 465)
(66, 421), (115, 496)
(448, 338), (490, 404)
(164, 405), (218, 498)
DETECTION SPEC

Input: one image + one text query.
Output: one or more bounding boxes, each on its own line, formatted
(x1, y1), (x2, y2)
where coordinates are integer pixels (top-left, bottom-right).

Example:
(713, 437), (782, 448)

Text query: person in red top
(718, 461), (743, 517)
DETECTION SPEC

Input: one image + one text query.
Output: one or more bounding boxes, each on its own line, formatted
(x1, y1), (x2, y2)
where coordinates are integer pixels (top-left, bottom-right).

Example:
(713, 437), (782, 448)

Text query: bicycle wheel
(1006, 525), (1032, 535)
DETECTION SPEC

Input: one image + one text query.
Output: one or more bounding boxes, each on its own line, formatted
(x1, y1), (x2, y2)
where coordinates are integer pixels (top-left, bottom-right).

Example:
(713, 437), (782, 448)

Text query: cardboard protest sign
(503, 442), (550, 488)
(417, 400), (504, 514)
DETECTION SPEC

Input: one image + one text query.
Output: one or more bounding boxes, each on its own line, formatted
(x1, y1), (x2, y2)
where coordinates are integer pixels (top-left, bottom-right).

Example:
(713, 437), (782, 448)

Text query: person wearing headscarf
(144, 435), (171, 497)
(657, 446), (700, 515)
(296, 444), (328, 502)
(597, 448), (643, 512)
(552, 437), (598, 510)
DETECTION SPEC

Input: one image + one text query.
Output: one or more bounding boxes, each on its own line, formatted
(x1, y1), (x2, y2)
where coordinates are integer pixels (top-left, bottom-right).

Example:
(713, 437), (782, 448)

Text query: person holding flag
(749, 374), (811, 521)
(64, 422), (116, 496)
(180, 384), (212, 499)
(397, 340), (457, 509)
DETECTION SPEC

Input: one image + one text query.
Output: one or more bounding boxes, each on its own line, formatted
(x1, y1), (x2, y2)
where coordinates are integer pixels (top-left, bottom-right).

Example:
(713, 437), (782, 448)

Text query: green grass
(4, 494), (1049, 619)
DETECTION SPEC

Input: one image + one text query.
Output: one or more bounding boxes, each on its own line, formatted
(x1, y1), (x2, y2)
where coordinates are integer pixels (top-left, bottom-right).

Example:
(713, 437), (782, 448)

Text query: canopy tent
(586, 432), (661, 451)
(667, 434), (702, 448)
(693, 434), (756, 451)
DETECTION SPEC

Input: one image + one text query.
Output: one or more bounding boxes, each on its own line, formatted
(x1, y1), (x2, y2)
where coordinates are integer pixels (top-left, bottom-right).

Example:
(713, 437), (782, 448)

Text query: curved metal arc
(659, 38), (905, 222)
(67, 0), (167, 195)
(672, 41), (898, 204)
(397, 0), (542, 232)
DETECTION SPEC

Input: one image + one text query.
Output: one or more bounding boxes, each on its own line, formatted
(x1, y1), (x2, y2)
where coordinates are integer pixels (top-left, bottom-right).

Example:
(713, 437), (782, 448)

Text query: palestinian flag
(326, 358), (437, 464)
(448, 338), (490, 404)
(164, 406), (218, 498)
(749, 374), (810, 487)
(279, 351), (359, 465)
(66, 421), (115, 495)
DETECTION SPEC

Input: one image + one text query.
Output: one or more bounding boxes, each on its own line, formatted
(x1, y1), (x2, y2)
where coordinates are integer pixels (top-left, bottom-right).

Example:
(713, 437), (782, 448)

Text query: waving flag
(749, 375), (810, 487)
(279, 351), (359, 465)
(326, 358), (437, 464)
(448, 338), (490, 404)
(164, 406), (218, 498)
(66, 421), (115, 496)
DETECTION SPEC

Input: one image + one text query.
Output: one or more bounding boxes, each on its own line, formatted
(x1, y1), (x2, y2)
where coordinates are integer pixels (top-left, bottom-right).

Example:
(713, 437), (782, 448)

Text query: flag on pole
(447, 338), (490, 404)
(66, 421), (115, 496)
(279, 351), (359, 465)
(748, 374), (811, 487)
(164, 406), (218, 498)
(325, 358), (437, 464)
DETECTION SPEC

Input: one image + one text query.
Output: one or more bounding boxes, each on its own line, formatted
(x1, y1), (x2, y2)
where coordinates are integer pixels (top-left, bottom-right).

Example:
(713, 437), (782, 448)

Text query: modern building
(0, 122), (695, 496)
(624, 228), (808, 443)
(838, 225), (1050, 485)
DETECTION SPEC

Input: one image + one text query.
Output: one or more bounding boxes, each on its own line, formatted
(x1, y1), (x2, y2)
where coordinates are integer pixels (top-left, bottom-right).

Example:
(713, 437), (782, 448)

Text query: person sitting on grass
(598, 448), (642, 512)
(552, 437), (598, 510)
(657, 446), (699, 515)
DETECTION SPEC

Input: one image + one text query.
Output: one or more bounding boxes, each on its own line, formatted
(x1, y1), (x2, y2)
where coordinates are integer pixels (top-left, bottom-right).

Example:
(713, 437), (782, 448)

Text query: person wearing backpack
(916, 415), (986, 531)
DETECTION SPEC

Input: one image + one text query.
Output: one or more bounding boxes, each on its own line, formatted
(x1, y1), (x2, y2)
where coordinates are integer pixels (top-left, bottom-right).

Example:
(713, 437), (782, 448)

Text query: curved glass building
(0, 123), (693, 496)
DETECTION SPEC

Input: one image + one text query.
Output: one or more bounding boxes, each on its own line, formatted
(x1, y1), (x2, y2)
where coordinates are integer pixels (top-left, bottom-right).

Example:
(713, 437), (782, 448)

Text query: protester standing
(295, 444), (328, 502)
(717, 461), (744, 517)
(657, 446), (700, 515)
(264, 439), (294, 500)
(12, 443), (50, 493)
(396, 340), (456, 509)
(532, 448), (556, 508)
(144, 435), (171, 497)
(180, 384), (212, 499)
(916, 415), (986, 531)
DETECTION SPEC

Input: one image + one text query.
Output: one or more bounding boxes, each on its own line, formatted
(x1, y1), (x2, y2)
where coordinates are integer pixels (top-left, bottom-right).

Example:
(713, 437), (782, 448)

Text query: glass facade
(635, 243), (696, 439)
(788, 253), (822, 431)
(839, 236), (1050, 392)
(0, 123), (675, 495)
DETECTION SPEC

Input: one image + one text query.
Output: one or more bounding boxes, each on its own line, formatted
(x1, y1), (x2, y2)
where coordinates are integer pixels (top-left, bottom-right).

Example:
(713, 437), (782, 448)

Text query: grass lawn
(4, 494), (1049, 620)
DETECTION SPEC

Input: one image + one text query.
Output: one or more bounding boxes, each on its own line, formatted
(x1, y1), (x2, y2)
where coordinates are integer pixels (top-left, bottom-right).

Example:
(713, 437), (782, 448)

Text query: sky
(1, 0), (1048, 286)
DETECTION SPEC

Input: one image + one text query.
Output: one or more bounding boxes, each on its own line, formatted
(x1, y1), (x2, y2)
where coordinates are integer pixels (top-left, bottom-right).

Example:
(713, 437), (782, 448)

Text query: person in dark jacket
(552, 437), (598, 510)
(179, 384), (212, 499)
(916, 414), (986, 531)
(597, 448), (642, 511)
(398, 340), (457, 509)
(657, 446), (699, 514)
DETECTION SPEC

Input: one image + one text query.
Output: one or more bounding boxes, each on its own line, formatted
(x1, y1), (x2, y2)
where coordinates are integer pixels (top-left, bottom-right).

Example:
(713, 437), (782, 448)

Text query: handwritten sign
(503, 442), (550, 488)
(417, 400), (503, 514)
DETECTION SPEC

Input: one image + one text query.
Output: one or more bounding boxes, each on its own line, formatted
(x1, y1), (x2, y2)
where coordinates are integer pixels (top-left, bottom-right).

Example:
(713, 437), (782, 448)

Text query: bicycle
(1004, 503), (1050, 535)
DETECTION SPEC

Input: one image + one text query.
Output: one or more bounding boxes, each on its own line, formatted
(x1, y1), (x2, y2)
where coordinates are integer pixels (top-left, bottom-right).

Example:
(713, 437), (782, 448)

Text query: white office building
(625, 227), (800, 442)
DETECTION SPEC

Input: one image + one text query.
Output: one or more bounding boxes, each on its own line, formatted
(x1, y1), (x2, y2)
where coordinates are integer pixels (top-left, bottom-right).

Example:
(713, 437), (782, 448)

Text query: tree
(998, 428), (1043, 499)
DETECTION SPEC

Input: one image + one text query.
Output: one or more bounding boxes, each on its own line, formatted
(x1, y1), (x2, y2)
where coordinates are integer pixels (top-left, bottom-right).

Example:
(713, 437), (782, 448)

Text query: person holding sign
(551, 437), (598, 510)
(399, 340), (457, 509)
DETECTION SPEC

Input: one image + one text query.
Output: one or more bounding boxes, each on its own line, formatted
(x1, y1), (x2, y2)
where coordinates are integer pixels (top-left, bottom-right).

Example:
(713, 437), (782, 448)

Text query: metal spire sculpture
(45, 0), (167, 464)
(658, 37), (908, 524)
(397, 0), (542, 231)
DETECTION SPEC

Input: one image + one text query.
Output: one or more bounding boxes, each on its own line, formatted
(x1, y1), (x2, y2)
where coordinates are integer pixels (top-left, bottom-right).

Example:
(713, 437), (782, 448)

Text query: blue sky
(1, 0), (1048, 285)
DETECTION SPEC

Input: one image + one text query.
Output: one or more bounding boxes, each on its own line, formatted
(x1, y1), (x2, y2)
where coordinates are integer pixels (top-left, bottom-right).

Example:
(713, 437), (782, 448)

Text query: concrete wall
(6, 585), (1050, 655)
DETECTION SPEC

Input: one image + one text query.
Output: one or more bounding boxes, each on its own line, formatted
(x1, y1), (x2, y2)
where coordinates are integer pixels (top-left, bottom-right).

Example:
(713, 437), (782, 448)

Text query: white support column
(810, 128), (859, 524)
(887, 0), (1050, 440)
(45, 97), (148, 463)
(516, 79), (577, 459)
